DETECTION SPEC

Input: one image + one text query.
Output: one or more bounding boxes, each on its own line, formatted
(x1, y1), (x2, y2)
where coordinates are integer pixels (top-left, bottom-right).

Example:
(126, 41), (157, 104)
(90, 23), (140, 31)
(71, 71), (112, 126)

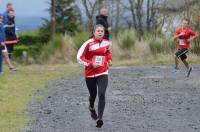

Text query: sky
(0, 0), (49, 17)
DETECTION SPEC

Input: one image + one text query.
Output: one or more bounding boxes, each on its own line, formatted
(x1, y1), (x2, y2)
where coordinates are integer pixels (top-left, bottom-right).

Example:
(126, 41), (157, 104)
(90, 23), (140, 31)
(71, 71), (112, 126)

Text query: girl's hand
(92, 62), (100, 68)
(108, 60), (112, 66)
(179, 32), (185, 37)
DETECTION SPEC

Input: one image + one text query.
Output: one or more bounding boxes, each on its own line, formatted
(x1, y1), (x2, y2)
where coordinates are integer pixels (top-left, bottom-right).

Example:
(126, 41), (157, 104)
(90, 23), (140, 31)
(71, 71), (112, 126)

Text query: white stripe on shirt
(77, 39), (94, 66)
(4, 24), (15, 28)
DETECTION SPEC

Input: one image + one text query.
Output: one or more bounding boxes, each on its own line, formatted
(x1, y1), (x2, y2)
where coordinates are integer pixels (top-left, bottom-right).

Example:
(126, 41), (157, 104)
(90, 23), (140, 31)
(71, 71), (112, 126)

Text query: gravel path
(25, 65), (200, 132)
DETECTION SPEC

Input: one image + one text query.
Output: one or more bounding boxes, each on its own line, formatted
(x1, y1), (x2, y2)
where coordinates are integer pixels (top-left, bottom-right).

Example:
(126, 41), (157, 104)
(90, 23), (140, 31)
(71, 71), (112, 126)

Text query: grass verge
(112, 54), (200, 67)
(0, 64), (79, 132)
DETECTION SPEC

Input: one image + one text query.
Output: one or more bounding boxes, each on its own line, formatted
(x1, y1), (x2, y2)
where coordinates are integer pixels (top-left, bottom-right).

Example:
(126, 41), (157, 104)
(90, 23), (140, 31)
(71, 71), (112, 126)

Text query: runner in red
(77, 24), (112, 128)
(173, 19), (198, 77)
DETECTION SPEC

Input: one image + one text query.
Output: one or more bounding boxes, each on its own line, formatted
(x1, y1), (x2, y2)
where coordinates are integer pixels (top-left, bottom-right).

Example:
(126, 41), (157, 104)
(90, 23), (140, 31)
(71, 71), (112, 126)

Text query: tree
(81, 0), (98, 33)
(118, 0), (165, 41)
(42, 0), (81, 35)
(51, 0), (56, 40)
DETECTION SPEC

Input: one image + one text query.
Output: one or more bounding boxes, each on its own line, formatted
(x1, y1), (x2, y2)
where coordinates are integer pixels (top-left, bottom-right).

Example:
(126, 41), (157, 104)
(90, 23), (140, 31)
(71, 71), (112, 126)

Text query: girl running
(77, 24), (112, 128)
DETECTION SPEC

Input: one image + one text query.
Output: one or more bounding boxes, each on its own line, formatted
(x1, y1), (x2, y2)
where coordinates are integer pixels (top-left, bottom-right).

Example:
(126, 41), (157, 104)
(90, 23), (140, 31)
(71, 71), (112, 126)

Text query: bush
(167, 39), (176, 52)
(191, 40), (200, 55)
(18, 30), (49, 45)
(38, 34), (63, 63)
(14, 44), (43, 64)
(144, 29), (164, 41)
(72, 31), (89, 51)
(148, 38), (177, 55)
(14, 45), (29, 58)
(29, 44), (44, 58)
(117, 30), (136, 49)
(149, 39), (163, 54)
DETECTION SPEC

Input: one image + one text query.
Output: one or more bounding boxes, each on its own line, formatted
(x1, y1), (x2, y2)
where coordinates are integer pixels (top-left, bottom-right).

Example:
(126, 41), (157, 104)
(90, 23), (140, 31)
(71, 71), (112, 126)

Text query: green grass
(0, 64), (79, 132)
(113, 53), (200, 67)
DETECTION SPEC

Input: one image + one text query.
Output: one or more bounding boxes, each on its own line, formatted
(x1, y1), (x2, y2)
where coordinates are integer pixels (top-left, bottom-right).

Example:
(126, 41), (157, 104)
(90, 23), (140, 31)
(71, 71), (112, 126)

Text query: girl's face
(94, 27), (104, 40)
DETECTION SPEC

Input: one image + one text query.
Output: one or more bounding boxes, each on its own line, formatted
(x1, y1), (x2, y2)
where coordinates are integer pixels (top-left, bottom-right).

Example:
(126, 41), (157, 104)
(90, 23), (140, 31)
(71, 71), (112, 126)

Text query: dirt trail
(25, 65), (200, 132)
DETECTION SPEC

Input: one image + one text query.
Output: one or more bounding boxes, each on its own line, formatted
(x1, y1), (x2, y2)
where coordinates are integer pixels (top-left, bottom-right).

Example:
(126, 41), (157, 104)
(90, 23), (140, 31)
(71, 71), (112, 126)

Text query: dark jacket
(4, 16), (17, 44)
(96, 15), (109, 40)
(2, 11), (9, 25)
(0, 23), (4, 72)
(0, 23), (5, 43)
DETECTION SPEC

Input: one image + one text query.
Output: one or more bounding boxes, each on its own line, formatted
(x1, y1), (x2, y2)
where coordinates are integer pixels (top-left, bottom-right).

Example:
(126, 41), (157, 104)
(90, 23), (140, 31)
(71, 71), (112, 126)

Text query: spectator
(4, 9), (18, 59)
(2, 3), (13, 24)
(0, 14), (16, 73)
(0, 14), (5, 73)
(96, 7), (111, 40)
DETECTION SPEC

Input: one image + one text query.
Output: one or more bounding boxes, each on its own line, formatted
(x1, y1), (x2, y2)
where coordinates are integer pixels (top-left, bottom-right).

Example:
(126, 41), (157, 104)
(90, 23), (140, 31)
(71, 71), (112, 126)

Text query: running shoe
(96, 119), (103, 128)
(89, 106), (98, 120)
(171, 67), (179, 74)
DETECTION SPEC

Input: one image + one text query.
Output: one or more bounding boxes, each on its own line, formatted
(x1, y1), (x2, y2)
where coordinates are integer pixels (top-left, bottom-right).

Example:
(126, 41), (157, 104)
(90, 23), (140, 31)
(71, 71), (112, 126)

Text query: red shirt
(77, 38), (112, 78)
(175, 27), (197, 49)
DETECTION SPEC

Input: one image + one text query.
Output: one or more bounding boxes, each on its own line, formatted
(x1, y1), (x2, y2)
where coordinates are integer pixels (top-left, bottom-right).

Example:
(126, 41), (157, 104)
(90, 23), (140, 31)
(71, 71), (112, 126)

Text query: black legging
(85, 75), (108, 120)
(5, 44), (14, 59)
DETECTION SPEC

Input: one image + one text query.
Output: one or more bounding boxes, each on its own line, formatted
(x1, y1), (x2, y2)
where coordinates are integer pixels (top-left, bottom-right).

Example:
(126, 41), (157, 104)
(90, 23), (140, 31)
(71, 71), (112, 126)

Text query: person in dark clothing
(4, 9), (17, 59)
(0, 14), (5, 73)
(2, 3), (13, 25)
(96, 7), (111, 40)
(0, 14), (16, 73)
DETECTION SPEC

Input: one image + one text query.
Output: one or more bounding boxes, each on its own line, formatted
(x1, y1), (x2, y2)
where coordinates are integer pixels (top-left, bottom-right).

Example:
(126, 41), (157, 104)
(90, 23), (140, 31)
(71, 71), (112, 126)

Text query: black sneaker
(186, 67), (193, 78)
(89, 106), (97, 120)
(96, 119), (103, 128)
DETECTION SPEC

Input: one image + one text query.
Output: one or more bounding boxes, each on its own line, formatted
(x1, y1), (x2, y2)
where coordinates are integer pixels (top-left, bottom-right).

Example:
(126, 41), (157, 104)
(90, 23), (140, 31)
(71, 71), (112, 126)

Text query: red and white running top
(77, 38), (112, 78)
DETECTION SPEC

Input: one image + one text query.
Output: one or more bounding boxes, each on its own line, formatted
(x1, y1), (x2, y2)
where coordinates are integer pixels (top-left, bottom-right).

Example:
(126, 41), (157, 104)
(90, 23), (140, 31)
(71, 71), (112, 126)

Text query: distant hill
(15, 16), (48, 32)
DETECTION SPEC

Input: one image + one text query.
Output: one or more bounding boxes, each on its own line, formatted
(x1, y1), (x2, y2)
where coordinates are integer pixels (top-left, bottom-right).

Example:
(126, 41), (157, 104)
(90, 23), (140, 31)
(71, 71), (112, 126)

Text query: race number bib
(179, 39), (186, 46)
(92, 56), (105, 66)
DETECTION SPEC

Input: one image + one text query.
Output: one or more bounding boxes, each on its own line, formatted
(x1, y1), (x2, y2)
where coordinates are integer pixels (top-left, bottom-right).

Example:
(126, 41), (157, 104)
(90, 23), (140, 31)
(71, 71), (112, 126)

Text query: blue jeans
(0, 47), (2, 73)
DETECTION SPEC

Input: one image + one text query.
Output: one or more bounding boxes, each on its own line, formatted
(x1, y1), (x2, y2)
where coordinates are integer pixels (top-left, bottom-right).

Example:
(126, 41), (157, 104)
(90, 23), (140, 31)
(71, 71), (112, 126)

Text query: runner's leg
(182, 59), (190, 69)
(175, 55), (179, 69)
(86, 77), (97, 108)
(97, 75), (108, 120)
(86, 77), (98, 120)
